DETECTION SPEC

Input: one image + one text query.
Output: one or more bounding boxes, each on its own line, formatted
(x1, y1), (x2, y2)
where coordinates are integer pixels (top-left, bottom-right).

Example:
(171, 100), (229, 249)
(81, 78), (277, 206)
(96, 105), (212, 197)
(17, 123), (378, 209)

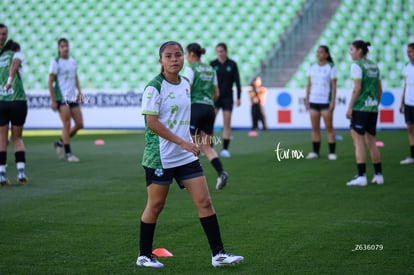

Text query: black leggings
(251, 103), (267, 130)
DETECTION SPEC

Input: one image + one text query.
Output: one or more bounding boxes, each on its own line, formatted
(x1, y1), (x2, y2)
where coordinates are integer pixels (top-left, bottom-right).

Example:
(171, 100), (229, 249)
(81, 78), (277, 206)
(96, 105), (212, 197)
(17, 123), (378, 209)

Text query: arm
(346, 79), (362, 119)
(329, 79), (337, 112)
(75, 74), (84, 103)
(146, 114), (200, 156)
(400, 81), (406, 114)
(234, 62), (241, 106)
(377, 80), (383, 104)
(48, 74), (58, 111)
(213, 85), (219, 102)
(305, 77), (311, 109)
(4, 58), (22, 91)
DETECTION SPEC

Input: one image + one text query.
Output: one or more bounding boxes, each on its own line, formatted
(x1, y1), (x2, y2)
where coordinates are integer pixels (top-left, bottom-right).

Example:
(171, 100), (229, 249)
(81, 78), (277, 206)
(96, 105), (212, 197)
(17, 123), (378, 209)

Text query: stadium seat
(287, 0), (414, 88)
(1, 0), (306, 90)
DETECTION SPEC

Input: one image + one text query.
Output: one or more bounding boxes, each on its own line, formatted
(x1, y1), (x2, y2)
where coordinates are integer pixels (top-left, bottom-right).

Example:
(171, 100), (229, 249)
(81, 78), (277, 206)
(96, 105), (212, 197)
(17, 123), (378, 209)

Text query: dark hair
(0, 23), (7, 30)
(57, 38), (69, 57)
(216, 42), (227, 52)
(352, 40), (371, 56)
(158, 41), (183, 73)
(2, 39), (20, 52)
(159, 41), (183, 58)
(408, 43), (414, 50)
(186, 43), (206, 58)
(319, 45), (334, 64)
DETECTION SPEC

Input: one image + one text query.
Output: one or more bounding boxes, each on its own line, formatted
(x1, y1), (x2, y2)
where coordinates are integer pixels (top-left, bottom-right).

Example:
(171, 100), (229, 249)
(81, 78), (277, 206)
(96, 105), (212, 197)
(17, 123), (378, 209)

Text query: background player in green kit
(346, 40), (384, 186)
(183, 43), (229, 190)
(136, 41), (243, 269)
(0, 23), (28, 185)
(48, 38), (84, 162)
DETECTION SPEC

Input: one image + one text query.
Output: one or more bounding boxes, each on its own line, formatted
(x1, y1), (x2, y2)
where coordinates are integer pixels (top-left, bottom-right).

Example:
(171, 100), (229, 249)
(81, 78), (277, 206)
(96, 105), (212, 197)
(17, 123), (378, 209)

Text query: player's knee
(75, 121), (84, 130)
(197, 196), (213, 211)
(148, 200), (166, 215)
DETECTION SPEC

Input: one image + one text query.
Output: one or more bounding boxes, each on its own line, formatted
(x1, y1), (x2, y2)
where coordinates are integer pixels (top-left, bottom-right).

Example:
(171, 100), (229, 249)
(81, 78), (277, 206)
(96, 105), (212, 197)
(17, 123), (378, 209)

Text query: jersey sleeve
(141, 86), (161, 115)
(182, 67), (194, 84)
(330, 66), (338, 80)
(49, 59), (58, 75)
(213, 71), (218, 86)
(350, 63), (362, 80)
(13, 52), (25, 63)
(306, 65), (312, 77)
(402, 65), (408, 79)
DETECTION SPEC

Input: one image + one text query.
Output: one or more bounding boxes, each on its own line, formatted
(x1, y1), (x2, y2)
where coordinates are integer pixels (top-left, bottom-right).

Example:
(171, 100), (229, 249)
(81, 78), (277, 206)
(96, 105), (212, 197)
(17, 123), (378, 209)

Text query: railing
(253, 0), (326, 87)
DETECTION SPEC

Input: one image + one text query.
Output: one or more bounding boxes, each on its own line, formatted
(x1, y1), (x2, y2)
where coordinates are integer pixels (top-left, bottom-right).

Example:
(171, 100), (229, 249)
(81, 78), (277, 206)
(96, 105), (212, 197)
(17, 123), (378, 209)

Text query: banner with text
(24, 88), (405, 129)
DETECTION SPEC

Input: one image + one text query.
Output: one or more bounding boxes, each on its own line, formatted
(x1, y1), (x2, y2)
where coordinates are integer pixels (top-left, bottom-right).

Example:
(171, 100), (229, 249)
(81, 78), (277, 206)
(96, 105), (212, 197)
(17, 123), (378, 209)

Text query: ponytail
(352, 40), (371, 56)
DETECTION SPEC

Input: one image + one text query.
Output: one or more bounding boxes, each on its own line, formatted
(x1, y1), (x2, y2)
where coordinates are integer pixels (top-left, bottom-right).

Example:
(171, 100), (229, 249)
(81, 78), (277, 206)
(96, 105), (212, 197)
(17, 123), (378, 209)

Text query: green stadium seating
(287, 0), (414, 89)
(2, 0), (305, 90)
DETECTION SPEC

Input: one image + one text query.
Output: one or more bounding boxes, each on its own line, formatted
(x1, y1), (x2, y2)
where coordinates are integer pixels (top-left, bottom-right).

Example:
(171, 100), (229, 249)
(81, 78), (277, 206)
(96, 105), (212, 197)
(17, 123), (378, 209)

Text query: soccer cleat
(136, 255), (164, 268)
(66, 154), (80, 162)
(216, 171), (229, 190)
(328, 153), (337, 160)
(17, 169), (27, 184)
(371, 174), (384, 185)
(400, 157), (414, 165)
(306, 152), (319, 159)
(54, 142), (65, 160)
(0, 172), (10, 186)
(220, 150), (231, 158)
(346, 176), (367, 186)
(212, 251), (244, 267)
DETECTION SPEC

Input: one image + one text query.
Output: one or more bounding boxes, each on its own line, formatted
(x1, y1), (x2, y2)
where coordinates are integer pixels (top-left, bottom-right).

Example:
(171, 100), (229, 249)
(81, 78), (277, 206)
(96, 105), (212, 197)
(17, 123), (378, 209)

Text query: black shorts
(190, 103), (216, 135)
(404, 104), (414, 125)
(215, 97), (233, 111)
(309, 103), (330, 112)
(350, 110), (378, 136)
(0, 101), (28, 126)
(56, 101), (80, 110)
(143, 160), (204, 189)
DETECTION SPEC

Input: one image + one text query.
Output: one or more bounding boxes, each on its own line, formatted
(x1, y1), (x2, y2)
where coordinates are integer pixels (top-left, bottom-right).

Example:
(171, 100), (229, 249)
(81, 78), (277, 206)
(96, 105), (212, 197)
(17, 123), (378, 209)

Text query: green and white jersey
(402, 62), (414, 107)
(350, 58), (380, 112)
(183, 62), (217, 106)
(307, 63), (337, 104)
(0, 50), (26, 101)
(0, 51), (26, 101)
(141, 74), (197, 169)
(49, 56), (78, 102)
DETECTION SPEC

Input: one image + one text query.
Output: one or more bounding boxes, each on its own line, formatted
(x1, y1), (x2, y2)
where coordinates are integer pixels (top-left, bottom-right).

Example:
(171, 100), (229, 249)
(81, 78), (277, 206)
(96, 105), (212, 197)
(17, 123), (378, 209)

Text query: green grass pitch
(0, 129), (413, 274)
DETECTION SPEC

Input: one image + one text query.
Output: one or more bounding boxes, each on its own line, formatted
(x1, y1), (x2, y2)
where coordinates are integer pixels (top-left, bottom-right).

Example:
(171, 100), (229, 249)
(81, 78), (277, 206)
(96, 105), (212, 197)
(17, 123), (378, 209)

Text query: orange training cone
(152, 248), (173, 257)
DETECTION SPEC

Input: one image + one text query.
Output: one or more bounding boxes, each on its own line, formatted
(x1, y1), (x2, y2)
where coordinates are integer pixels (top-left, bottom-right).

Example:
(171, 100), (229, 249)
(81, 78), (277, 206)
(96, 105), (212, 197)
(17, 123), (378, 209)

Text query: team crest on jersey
(186, 89), (190, 97)
(154, 169), (164, 177)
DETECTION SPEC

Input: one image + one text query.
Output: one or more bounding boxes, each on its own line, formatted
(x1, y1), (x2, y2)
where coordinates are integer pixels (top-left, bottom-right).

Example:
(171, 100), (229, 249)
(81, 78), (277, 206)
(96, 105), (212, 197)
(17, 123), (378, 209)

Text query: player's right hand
(51, 101), (58, 111)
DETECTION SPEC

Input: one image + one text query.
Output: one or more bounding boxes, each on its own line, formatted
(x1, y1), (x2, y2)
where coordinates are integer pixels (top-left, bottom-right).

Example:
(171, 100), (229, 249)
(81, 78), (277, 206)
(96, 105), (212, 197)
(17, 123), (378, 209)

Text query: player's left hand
(235, 99), (241, 107)
(4, 83), (11, 91)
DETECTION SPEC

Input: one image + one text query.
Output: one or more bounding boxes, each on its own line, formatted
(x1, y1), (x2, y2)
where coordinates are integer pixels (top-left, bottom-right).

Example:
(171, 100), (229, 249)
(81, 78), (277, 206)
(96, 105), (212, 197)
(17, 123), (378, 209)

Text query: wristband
(6, 76), (12, 85)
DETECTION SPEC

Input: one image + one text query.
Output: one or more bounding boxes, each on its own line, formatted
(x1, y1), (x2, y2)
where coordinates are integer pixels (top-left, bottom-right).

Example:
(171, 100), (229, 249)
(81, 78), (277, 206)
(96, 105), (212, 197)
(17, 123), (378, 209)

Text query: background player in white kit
(399, 42), (414, 165)
(48, 38), (84, 162)
(304, 45), (337, 160)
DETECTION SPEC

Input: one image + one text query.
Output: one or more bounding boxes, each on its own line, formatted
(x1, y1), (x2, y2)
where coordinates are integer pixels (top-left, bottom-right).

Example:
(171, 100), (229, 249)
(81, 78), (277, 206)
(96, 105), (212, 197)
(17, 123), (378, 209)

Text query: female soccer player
(0, 24), (28, 185)
(248, 76), (267, 133)
(346, 40), (383, 186)
(304, 45), (337, 160)
(399, 43), (414, 165)
(183, 43), (229, 190)
(210, 43), (241, 158)
(48, 38), (84, 162)
(136, 41), (243, 268)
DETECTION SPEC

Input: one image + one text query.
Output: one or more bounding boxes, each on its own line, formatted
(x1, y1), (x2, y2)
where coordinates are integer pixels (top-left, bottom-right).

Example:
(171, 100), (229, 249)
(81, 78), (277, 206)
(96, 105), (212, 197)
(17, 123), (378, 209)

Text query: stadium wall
(25, 88), (405, 130)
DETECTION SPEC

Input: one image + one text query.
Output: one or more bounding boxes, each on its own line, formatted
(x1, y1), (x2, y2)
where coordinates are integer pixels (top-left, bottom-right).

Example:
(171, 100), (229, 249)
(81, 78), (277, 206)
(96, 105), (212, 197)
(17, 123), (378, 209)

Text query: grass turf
(0, 130), (413, 274)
